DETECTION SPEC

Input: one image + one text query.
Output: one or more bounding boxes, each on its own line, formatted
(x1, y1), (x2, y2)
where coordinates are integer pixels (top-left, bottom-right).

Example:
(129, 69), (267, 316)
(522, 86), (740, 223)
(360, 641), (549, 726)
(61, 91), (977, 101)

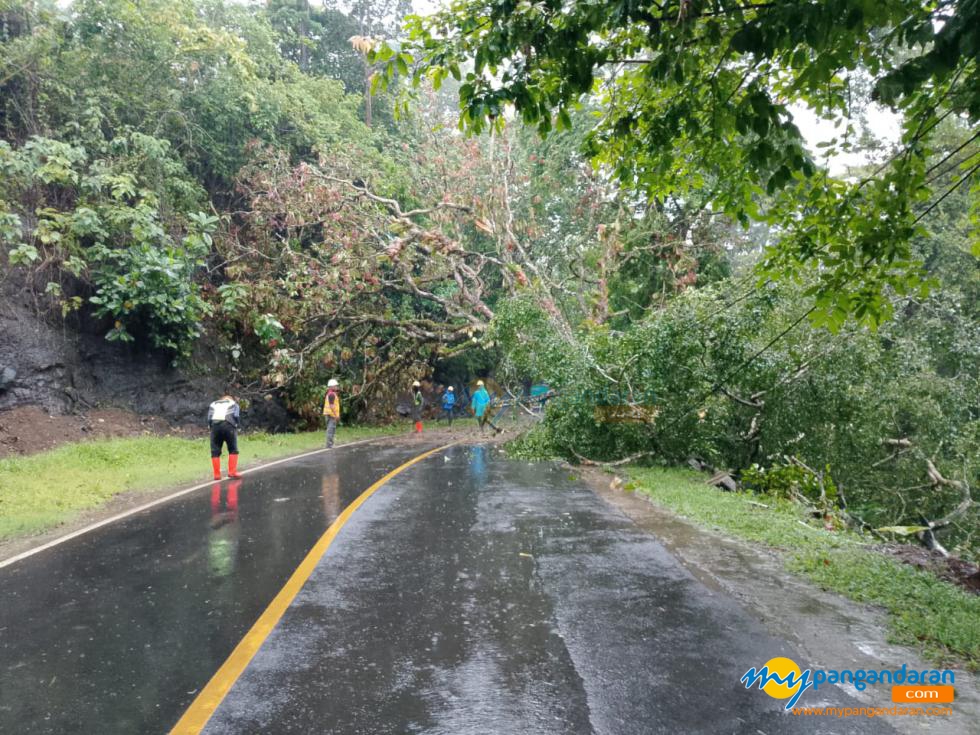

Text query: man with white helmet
(323, 378), (341, 448)
(440, 385), (456, 427)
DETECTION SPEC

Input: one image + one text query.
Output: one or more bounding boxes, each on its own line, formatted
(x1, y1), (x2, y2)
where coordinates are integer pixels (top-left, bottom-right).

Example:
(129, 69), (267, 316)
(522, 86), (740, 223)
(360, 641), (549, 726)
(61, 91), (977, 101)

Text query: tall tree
(265, 0), (411, 126)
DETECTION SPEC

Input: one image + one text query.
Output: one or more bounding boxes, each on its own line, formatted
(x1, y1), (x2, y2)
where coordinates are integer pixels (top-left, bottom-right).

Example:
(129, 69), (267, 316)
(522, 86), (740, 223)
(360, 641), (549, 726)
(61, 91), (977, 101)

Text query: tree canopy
(380, 0), (979, 327)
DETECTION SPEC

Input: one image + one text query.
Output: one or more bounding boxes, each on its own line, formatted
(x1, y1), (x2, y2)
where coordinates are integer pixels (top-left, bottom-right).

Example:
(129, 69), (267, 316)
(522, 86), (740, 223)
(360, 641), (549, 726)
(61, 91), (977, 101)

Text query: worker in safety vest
(412, 380), (424, 433)
(208, 393), (242, 479)
(440, 386), (456, 427)
(323, 378), (341, 448)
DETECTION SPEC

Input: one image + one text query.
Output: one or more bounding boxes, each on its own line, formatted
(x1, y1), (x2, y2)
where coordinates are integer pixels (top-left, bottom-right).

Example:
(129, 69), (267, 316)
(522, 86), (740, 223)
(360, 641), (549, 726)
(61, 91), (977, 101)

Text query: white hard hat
(477, 380), (484, 386)
(413, 380), (421, 387)
(327, 379), (339, 388)
(447, 386), (454, 391)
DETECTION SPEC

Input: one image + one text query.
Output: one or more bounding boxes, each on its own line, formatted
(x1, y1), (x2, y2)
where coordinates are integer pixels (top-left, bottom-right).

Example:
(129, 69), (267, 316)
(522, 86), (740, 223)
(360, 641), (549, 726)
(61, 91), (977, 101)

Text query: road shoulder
(582, 466), (980, 734)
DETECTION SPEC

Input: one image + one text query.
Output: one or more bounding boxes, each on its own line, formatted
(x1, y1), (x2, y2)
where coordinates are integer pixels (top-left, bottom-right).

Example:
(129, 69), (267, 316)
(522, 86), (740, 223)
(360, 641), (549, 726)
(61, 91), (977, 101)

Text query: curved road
(1, 440), (898, 733)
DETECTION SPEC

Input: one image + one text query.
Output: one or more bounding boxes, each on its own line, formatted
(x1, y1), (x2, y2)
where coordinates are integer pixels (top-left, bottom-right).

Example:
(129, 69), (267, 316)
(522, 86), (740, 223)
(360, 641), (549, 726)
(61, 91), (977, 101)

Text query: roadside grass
(627, 466), (980, 671)
(0, 426), (398, 542)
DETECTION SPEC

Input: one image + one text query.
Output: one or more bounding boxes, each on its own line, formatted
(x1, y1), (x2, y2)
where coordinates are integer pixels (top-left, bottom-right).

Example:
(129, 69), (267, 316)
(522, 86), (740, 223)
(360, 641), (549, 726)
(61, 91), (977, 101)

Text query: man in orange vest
(323, 378), (341, 448)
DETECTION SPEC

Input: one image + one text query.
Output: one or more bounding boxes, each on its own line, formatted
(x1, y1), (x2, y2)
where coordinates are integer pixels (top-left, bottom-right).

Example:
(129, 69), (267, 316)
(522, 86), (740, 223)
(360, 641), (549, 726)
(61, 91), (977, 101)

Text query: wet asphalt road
(0, 442), (429, 734)
(1, 440), (897, 733)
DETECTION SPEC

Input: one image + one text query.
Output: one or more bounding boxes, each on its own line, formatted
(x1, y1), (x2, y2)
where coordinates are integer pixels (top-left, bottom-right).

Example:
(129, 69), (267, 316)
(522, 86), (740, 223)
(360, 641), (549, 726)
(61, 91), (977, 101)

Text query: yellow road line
(170, 442), (456, 735)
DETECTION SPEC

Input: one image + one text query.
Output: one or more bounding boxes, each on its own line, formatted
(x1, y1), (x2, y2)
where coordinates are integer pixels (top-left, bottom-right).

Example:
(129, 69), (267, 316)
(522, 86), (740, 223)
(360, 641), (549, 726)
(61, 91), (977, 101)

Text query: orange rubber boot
(227, 453), (242, 479)
(211, 457), (221, 480)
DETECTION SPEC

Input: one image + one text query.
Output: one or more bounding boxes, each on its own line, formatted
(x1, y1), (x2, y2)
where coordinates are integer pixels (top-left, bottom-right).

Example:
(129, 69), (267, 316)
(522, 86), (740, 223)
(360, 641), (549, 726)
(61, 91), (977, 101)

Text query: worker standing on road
(323, 378), (341, 448)
(208, 392), (242, 479)
(471, 380), (501, 435)
(412, 380), (424, 433)
(441, 386), (456, 427)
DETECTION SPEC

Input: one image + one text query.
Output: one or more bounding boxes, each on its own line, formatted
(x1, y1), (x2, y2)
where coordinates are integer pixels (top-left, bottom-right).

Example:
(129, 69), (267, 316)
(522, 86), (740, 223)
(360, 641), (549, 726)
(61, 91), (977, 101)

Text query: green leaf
(557, 108), (572, 131)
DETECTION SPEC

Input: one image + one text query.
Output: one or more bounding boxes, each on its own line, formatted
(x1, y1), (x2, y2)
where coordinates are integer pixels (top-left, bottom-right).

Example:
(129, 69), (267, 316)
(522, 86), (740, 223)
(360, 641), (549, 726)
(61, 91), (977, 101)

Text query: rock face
(0, 288), (289, 431)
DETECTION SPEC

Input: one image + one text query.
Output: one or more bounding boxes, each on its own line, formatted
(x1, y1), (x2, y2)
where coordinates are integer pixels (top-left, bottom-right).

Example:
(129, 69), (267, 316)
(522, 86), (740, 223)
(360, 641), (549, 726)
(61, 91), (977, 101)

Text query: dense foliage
(1, 0), (384, 357)
(496, 271), (978, 556)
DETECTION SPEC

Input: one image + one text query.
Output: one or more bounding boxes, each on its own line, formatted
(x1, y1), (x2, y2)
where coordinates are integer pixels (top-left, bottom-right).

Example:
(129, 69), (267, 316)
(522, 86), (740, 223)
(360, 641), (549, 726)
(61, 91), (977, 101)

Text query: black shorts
(210, 422), (238, 457)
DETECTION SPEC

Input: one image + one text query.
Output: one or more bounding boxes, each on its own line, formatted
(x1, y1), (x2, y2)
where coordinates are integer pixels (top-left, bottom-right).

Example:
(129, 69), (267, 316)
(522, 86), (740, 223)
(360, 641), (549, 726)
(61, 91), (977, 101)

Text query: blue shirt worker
(208, 394), (242, 479)
(440, 386), (456, 427)
(470, 380), (501, 435)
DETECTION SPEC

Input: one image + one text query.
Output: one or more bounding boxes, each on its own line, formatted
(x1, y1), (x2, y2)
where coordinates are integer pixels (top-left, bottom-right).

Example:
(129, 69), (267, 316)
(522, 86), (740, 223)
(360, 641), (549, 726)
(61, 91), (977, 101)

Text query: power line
(913, 160), (980, 225)
(654, 302), (817, 437)
(923, 130), (980, 182)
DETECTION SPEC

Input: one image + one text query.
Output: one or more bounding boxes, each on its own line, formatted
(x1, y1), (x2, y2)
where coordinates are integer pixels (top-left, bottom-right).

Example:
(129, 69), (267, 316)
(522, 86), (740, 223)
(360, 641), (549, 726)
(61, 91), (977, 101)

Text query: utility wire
(654, 303), (818, 437)
(913, 161), (980, 225)
(923, 130), (980, 181)
(688, 276), (768, 329)
(635, 152), (977, 447)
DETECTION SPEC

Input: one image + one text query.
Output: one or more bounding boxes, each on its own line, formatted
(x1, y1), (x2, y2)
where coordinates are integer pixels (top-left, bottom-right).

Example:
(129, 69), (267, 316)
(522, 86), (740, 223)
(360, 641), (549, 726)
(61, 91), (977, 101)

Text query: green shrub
(0, 134), (213, 357)
(742, 461), (838, 508)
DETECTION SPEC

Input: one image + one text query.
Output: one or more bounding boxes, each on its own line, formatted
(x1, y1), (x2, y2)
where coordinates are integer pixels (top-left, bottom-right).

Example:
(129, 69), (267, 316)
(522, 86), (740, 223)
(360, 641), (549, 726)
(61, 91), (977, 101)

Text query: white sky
(790, 104), (903, 175)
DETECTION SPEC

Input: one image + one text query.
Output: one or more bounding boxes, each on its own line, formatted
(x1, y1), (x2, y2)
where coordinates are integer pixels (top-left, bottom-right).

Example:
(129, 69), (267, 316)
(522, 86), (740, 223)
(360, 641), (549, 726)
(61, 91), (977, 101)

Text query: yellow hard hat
(477, 380), (485, 386)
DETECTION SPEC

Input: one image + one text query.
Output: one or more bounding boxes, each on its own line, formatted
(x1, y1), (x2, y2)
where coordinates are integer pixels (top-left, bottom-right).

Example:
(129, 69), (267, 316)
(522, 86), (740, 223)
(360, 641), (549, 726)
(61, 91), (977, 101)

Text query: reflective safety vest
(323, 390), (341, 419)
